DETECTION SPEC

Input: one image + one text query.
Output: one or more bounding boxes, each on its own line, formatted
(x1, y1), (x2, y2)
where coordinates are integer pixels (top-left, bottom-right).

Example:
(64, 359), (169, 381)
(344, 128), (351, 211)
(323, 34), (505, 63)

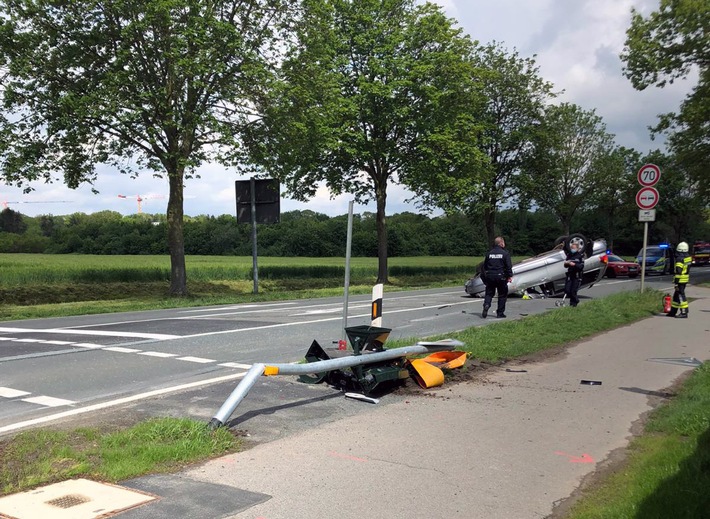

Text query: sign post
(235, 178), (280, 294)
(636, 164), (661, 293)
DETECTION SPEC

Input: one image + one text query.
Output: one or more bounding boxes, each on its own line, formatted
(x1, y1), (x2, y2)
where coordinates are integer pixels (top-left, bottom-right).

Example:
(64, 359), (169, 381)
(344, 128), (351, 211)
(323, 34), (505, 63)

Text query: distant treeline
(0, 208), (705, 257)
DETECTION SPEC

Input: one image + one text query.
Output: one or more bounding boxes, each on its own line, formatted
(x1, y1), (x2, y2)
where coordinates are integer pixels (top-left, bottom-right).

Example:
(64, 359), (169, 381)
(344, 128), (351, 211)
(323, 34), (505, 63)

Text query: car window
(641, 248), (661, 257)
(694, 246), (710, 253)
(608, 255), (624, 262)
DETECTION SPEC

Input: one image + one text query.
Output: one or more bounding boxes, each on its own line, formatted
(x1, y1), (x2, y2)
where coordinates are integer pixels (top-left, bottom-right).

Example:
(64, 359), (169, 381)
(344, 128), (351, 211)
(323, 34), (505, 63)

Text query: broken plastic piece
(345, 392), (379, 404)
(580, 380), (602, 385)
(505, 368), (527, 373)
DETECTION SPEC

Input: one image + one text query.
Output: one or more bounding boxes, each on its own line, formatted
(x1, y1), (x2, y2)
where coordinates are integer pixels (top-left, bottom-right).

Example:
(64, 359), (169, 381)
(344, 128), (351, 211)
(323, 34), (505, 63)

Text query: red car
(605, 254), (640, 278)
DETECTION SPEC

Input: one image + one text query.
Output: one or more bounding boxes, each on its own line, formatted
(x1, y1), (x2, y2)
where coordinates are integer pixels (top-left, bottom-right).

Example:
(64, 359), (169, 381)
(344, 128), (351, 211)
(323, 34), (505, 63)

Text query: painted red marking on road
(328, 451), (368, 463)
(554, 451), (595, 463)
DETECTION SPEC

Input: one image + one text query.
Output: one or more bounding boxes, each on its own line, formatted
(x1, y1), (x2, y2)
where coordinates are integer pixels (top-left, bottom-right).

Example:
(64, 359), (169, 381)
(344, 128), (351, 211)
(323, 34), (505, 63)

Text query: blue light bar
(659, 244), (669, 249)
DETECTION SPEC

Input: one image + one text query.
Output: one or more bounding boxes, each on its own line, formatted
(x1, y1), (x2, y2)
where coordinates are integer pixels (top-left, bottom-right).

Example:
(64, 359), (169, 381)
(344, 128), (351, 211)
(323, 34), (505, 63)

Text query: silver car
(465, 235), (609, 297)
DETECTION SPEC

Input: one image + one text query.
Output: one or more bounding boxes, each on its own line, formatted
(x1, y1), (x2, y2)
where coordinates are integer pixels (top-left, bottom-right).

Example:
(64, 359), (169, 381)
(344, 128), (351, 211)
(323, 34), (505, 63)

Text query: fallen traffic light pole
(208, 337), (464, 430)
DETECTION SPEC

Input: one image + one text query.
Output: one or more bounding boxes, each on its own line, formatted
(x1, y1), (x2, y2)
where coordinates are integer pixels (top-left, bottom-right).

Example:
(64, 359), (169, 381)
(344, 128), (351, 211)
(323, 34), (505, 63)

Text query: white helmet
(676, 242), (689, 252)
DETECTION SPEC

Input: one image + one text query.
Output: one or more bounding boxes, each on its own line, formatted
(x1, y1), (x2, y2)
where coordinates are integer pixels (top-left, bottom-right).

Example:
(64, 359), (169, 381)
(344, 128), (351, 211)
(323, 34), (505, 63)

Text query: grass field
(0, 254), (513, 320)
(0, 254), (483, 285)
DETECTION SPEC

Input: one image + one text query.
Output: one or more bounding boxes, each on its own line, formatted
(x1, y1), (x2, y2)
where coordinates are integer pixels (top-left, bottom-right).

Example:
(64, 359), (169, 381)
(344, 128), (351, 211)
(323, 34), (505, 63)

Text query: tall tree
(409, 42), (555, 247)
(587, 146), (641, 250)
(0, 0), (288, 294)
(242, 0), (481, 283)
(523, 103), (616, 235)
(621, 0), (710, 200)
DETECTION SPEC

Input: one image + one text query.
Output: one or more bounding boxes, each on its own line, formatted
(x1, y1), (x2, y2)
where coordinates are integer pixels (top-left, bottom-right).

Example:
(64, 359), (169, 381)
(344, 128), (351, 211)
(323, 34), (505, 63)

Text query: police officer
(563, 240), (585, 307)
(668, 241), (691, 318)
(482, 236), (513, 318)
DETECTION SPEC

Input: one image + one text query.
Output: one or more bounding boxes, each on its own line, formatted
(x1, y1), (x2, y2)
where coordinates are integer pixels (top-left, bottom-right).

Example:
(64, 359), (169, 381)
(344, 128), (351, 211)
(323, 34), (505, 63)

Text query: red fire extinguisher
(663, 294), (672, 313)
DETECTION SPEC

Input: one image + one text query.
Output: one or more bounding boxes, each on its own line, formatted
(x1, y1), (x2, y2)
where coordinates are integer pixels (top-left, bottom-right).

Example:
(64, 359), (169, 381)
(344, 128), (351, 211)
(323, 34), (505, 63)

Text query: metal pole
(250, 177), (258, 295)
(209, 363), (265, 430)
(640, 221), (648, 293)
(208, 339), (463, 428)
(341, 201), (355, 343)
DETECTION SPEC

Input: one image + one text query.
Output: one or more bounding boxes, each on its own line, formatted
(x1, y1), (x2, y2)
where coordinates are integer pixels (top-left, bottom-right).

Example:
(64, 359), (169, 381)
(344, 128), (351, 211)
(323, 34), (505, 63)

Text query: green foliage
(621, 0), (710, 202)
(0, 0), (292, 294)
(523, 103), (616, 234)
(411, 42), (556, 245)
(242, 0), (482, 282)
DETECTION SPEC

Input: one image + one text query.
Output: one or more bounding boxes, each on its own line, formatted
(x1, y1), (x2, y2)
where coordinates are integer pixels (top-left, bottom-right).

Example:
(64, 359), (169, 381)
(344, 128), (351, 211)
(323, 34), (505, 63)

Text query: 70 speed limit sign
(638, 163), (661, 187)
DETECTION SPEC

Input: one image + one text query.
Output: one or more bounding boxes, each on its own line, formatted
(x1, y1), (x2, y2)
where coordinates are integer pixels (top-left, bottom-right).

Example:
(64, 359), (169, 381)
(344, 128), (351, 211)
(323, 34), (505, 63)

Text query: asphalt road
(0, 271), (704, 436)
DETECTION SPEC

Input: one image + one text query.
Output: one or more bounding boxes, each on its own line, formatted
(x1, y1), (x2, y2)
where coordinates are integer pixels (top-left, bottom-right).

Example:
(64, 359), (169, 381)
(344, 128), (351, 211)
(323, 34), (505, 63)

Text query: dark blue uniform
(564, 250), (585, 307)
(482, 245), (513, 317)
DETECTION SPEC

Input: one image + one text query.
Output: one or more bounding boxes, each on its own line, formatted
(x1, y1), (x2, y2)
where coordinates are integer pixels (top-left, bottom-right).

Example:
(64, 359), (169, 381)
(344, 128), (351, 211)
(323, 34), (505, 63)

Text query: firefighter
(668, 241), (691, 318)
(563, 240), (585, 307)
(481, 236), (513, 318)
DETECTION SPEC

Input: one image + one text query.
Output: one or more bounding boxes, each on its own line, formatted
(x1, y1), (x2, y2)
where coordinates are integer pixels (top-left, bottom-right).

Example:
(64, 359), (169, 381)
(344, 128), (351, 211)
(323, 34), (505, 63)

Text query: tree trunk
(375, 181), (388, 284)
(167, 169), (187, 295)
(483, 207), (496, 248)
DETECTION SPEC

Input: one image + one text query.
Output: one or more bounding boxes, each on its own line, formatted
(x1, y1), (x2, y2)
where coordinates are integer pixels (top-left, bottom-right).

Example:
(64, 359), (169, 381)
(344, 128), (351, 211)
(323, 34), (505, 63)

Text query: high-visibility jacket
(674, 254), (691, 284)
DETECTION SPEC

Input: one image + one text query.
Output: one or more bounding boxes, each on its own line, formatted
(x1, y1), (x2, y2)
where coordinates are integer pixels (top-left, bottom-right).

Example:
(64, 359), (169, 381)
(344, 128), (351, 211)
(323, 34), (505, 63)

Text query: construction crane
(117, 194), (167, 214)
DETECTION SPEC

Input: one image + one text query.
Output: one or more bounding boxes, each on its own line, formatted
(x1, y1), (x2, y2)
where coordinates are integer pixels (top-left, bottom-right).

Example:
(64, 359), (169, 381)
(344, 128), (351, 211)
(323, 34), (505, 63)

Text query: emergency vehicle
(693, 241), (710, 266)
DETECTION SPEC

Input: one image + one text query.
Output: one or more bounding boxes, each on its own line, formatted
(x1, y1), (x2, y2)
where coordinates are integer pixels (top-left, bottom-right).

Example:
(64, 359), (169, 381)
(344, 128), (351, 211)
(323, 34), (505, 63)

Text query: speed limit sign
(638, 164), (661, 187)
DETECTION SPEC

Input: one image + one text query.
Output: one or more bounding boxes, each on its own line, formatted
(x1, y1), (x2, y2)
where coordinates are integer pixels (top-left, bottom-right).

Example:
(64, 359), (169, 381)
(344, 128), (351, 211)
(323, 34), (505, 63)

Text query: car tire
(563, 233), (587, 255)
(554, 235), (568, 248)
(606, 269), (616, 278)
(629, 274), (638, 278)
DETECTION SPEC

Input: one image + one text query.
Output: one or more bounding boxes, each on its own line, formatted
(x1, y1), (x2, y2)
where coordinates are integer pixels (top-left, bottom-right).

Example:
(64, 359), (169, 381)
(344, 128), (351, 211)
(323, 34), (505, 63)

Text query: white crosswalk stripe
(0, 386), (75, 408)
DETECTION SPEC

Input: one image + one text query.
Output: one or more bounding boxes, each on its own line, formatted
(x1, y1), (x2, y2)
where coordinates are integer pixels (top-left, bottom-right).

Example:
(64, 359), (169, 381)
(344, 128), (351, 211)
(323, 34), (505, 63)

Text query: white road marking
(13, 338), (43, 343)
(177, 356), (215, 364)
(104, 347), (142, 354)
(219, 362), (253, 370)
(180, 299), (478, 339)
(42, 340), (76, 345)
(0, 372), (247, 434)
(180, 302), (298, 313)
(138, 351), (178, 358)
(0, 327), (179, 340)
(0, 337), (18, 341)
(72, 343), (104, 349)
(0, 387), (31, 398)
(21, 396), (75, 407)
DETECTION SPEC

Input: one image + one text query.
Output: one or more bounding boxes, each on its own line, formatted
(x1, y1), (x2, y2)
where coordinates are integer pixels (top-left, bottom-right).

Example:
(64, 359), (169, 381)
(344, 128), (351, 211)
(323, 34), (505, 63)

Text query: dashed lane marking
(103, 346), (142, 354)
(219, 362), (253, 370)
(21, 396), (75, 407)
(0, 326), (179, 341)
(13, 338), (43, 343)
(0, 337), (18, 341)
(72, 343), (104, 349)
(0, 387), (30, 398)
(177, 356), (215, 364)
(138, 351), (178, 358)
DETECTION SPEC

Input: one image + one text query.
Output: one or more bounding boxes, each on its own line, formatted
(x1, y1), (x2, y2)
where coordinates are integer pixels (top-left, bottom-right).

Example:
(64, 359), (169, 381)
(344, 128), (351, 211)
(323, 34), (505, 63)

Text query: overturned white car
(465, 234), (609, 298)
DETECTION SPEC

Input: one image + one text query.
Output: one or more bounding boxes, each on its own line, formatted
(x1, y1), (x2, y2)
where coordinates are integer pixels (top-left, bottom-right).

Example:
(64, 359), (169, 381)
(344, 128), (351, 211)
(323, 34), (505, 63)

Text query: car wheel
(554, 235), (568, 248)
(606, 269), (616, 278)
(564, 233), (587, 255)
(629, 274), (637, 278)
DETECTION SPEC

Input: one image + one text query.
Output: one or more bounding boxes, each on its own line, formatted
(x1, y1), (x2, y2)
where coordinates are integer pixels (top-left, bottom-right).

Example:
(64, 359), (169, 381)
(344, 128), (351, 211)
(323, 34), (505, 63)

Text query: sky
(0, 0), (693, 219)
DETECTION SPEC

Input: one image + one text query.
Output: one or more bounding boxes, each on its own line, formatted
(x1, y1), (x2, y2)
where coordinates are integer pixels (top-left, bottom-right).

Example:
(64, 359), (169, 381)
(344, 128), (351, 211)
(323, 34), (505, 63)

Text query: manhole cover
(46, 493), (91, 508)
